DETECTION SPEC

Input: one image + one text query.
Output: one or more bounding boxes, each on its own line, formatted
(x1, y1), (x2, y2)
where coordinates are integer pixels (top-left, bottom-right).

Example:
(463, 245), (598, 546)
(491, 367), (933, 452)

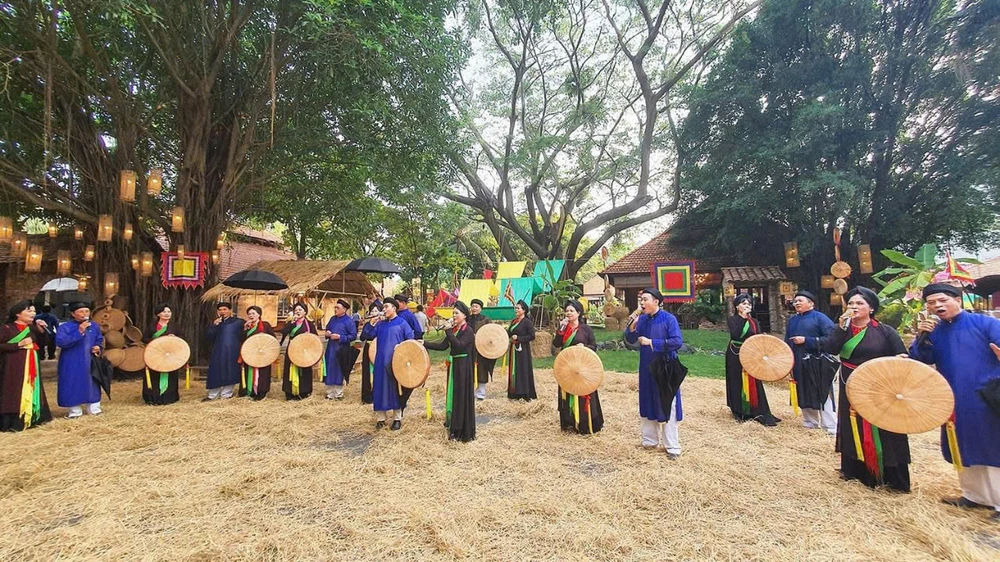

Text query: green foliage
(677, 289), (725, 324)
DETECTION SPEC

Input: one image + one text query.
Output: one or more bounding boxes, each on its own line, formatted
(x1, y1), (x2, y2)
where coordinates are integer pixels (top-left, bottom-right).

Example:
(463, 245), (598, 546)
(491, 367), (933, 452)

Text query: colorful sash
(445, 353), (469, 426)
(8, 325), (41, 427)
(560, 326), (593, 432)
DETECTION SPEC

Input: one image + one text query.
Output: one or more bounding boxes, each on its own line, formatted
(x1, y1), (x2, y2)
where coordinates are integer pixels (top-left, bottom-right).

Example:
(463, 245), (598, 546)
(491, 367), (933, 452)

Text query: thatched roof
(200, 259), (375, 301)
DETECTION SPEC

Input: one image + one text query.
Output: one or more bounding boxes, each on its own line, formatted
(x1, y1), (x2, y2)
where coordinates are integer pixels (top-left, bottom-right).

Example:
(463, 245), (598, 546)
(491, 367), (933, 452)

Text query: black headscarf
(470, 298), (484, 308)
(453, 300), (470, 318)
(67, 301), (91, 313)
(292, 302), (309, 314)
(393, 294), (408, 303)
(383, 297), (399, 310)
(515, 300), (529, 313)
(922, 283), (962, 299)
(246, 305), (263, 317)
(336, 299), (350, 310)
(216, 302), (232, 311)
(733, 294), (754, 308)
(641, 287), (663, 302)
(565, 299), (584, 316)
(794, 290), (817, 304)
(153, 303), (170, 316)
(844, 286), (880, 314)
(6, 300), (33, 323)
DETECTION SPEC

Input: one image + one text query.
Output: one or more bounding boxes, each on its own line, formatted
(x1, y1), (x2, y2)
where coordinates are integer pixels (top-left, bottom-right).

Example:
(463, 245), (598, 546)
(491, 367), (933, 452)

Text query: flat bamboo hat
(241, 332), (280, 368)
(368, 338), (377, 363)
(739, 334), (794, 382)
(833, 278), (849, 295)
(392, 340), (430, 389)
(93, 307), (126, 333)
(553, 345), (605, 396)
(476, 323), (509, 360)
(144, 336), (190, 372)
(103, 348), (126, 368)
(119, 345), (147, 373)
(831, 261), (852, 279)
(845, 356), (954, 434)
(104, 330), (125, 349)
(124, 325), (143, 342)
(288, 333), (324, 368)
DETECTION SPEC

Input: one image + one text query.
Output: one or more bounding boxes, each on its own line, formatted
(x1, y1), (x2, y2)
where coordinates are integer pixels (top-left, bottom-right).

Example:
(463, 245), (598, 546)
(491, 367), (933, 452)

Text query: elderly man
(785, 290), (837, 434)
(323, 299), (357, 400)
(910, 283), (1000, 521)
(55, 302), (104, 418)
(205, 302), (243, 401)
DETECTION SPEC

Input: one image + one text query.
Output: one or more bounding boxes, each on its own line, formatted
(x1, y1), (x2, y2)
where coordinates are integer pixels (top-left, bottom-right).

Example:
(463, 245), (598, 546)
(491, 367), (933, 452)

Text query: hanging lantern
(723, 284), (735, 298)
(24, 245), (43, 272)
(84, 244), (95, 261)
(78, 276), (88, 291)
(830, 293), (843, 307)
(779, 281), (794, 296)
(97, 214), (113, 242)
(170, 207), (185, 232)
(57, 250), (72, 275)
(11, 232), (27, 257)
(123, 222), (133, 241)
(858, 244), (873, 274)
(48, 222), (58, 238)
(140, 252), (153, 277)
(104, 272), (119, 296)
(0, 217), (12, 242)
(216, 235), (225, 249)
(147, 168), (163, 196)
(130, 254), (140, 270)
(820, 275), (835, 289)
(74, 225), (84, 240)
(176, 244), (185, 260)
(120, 170), (137, 202)
(211, 250), (219, 264)
(783, 241), (800, 268)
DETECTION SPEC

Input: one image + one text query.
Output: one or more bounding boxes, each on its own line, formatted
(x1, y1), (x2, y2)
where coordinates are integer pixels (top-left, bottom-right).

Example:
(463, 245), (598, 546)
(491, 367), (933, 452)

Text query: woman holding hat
(554, 300), (603, 434)
(0, 300), (53, 431)
(506, 300), (537, 401)
(142, 304), (182, 405)
(725, 294), (779, 426)
(424, 301), (476, 442)
(822, 286), (910, 492)
(279, 302), (317, 400)
(240, 306), (276, 400)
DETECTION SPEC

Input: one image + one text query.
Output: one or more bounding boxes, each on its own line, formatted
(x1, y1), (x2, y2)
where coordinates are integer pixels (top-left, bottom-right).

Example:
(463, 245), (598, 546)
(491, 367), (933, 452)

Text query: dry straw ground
(1, 364), (998, 561)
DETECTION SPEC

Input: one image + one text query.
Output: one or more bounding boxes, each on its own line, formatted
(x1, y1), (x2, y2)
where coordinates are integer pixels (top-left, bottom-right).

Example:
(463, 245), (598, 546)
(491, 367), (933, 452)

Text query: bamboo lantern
(57, 250), (72, 275)
(78, 276), (88, 291)
(821, 275), (835, 289)
(74, 225), (84, 240)
(123, 222), (133, 241)
(211, 250), (219, 264)
(24, 245), (43, 272)
(130, 254), (140, 270)
(783, 242), (800, 268)
(170, 207), (185, 232)
(104, 272), (119, 296)
(140, 252), (153, 277)
(97, 214), (113, 242)
(176, 245), (185, 260)
(830, 293), (843, 307)
(858, 244), (873, 274)
(147, 168), (163, 196)
(120, 170), (136, 202)
(84, 244), (95, 261)
(0, 217), (12, 242)
(11, 232), (27, 257)
(48, 222), (58, 238)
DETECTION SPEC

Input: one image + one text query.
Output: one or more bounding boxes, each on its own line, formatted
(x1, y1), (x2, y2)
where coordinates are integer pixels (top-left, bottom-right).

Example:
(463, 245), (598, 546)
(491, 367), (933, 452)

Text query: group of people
(723, 284), (1000, 520)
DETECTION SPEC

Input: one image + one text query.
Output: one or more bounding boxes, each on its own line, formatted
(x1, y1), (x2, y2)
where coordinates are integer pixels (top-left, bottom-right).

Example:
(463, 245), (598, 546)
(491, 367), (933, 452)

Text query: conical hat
(241, 332), (280, 368)
(845, 357), (954, 434)
(287, 333), (324, 368)
(476, 323), (509, 360)
(93, 307), (126, 332)
(124, 325), (143, 342)
(368, 338), (377, 363)
(103, 348), (126, 368)
(104, 330), (126, 349)
(119, 345), (147, 373)
(392, 340), (430, 389)
(553, 346), (604, 396)
(144, 336), (190, 372)
(739, 334), (794, 382)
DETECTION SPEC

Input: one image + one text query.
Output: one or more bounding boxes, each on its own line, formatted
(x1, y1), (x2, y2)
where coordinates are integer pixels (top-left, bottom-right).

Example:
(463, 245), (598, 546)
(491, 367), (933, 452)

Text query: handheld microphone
(916, 314), (939, 346)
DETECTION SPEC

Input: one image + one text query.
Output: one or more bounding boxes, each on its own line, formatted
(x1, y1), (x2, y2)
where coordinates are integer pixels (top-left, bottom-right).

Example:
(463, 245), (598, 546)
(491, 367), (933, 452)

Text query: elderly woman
(279, 302), (317, 400)
(143, 304), (182, 405)
(506, 300), (538, 401)
(0, 301), (53, 431)
(240, 306), (276, 400)
(725, 294), (779, 426)
(822, 287), (910, 492)
(554, 300), (604, 434)
(424, 301), (476, 442)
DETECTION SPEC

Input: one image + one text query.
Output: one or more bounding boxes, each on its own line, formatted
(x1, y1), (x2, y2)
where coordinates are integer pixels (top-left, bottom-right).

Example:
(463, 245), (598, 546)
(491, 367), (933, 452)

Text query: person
(358, 301), (381, 404)
(35, 305), (59, 360)
(725, 294), (779, 426)
(142, 304), (181, 406)
(554, 300), (603, 434)
(205, 302), (243, 401)
(467, 299), (496, 400)
(323, 299), (357, 400)
(785, 290), (837, 434)
(394, 294), (423, 339)
(55, 302), (104, 418)
(625, 288), (684, 458)
(414, 304), (429, 336)
(279, 302), (317, 400)
(506, 300), (537, 401)
(0, 300), (53, 431)
(361, 297), (415, 430)
(240, 306), (276, 400)
(424, 301), (476, 441)
(910, 283), (1000, 519)
(823, 287), (910, 492)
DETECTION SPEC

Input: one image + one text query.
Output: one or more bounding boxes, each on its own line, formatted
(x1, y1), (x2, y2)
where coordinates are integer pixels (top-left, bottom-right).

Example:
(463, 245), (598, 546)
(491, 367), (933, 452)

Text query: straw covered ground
(1, 363), (998, 561)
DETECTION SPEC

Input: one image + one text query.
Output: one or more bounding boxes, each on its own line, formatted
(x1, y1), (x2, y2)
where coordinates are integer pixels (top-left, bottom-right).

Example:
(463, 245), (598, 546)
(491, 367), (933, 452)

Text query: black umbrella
(345, 257), (402, 275)
(91, 356), (113, 399)
(222, 269), (289, 291)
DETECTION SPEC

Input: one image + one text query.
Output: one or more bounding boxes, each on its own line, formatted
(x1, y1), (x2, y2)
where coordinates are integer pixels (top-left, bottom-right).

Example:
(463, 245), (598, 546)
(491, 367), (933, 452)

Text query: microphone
(916, 314), (939, 346)
(841, 312), (852, 331)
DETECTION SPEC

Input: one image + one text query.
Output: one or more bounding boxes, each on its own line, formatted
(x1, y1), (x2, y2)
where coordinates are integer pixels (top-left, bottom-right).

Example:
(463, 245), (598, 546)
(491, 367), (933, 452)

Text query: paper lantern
(120, 170), (137, 202)
(48, 222), (58, 237)
(74, 225), (84, 240)
(57, 250), (72, 275)
(147, 168), (163, 196)
(123, 222), (133, 241)
(784, 242), (800, 268)
(779, 281), (794, 295)
(130, 254), (140, 270)
(211, 250), (219, 264)
(0, 217), (12, 241)
(24, 245), (43, 272)
(84, 244), (95, 261)
(170, 207), (184, 232)
(104, 272), (119, 296)
(176, 245), (185, 260)
(821, 275), (835, 289)
(78, 276), (88, 291)
(11, 232), (27, 257)
(858, 244), (873, 274)
(97, 214), (113, 242)
(140, 252), (153, 276)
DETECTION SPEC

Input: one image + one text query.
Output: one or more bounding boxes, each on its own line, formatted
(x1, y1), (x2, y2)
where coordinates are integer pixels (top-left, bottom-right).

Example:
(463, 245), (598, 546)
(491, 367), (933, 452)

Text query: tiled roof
(230, 226), (283, 245)
(966, 256), (1000, 279)
(601, 228), (726, 275)
(218, 240), (296, 280)
(721, 266), (787, 282)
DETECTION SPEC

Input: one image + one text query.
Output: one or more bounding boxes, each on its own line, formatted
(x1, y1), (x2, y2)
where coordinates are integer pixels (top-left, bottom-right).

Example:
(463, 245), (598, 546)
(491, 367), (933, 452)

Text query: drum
(553, 346), (604, 396)
(391, 340), (430, 389)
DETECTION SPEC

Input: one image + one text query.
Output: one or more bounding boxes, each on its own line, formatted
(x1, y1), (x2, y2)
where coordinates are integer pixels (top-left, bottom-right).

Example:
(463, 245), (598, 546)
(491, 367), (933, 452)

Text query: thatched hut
(201, 260), (375, 325)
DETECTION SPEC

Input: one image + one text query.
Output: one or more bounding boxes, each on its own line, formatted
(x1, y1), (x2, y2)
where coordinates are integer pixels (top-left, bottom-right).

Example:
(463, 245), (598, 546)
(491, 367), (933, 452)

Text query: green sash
(840, 327), (868, 361)
(740, 320), (750, 338)
(7, 326), (30, 344)
(445, 353), (469, 425)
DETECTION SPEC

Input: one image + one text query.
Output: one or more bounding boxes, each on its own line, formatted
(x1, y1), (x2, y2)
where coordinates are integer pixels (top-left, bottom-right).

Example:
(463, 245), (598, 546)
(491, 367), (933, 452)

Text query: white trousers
(802, 395), (837, 433)
(325, 384), (344, 399)
(376, 409), (403, 421)
(959, 465), (1000, 511)
(641, 397), (680, 454)
(207, 384), (238, 400)
(67, 402), (102, 417)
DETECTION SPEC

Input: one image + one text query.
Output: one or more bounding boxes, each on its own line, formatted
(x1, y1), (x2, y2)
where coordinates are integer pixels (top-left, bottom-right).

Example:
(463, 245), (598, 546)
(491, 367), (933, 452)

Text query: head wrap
(383, 297), (399, 310)
(336, 299), (350, 310)
(565, 299), (584, 316)
(7, 300), (33, 323)
(515, 300), (529, 312)
(246, 305), (262, 317)
(453, 300), (470, 318)
(292, 302), (308, 313)
(922, 283), (962, 299)
(368, 303), (381, 314)
(733, 294), (753, 308)
(794, 290), (817, 304)
(640, 287), (663, 302)
(470, 298), (484, 308)
(216, 302), (232, 310)
(393, 294), (408, 303)
(844, 286), (880, 314)
(68, 302), (91, 312)
(153, 303), (170, 316)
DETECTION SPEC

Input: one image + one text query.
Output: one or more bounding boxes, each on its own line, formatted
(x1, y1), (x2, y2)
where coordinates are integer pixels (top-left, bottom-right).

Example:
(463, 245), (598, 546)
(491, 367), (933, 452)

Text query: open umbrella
(40, 277), (79, 292)
(222, 269), (288, 291)
(345, 257), (401, 275)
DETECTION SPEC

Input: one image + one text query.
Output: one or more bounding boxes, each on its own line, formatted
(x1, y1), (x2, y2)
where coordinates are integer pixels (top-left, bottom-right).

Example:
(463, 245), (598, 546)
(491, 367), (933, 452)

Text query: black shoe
(201, 397), (213, 402)
(941, 496), (993, 510)
(390, 420), (401, 431)
(666, 453), (680, 460)
(375, 421), (385, 429)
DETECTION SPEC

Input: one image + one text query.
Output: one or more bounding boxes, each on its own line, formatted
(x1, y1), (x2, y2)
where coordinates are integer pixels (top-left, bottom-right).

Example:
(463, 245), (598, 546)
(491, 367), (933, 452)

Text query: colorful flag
(503, 281), (516, 305)
(945, 254), (976, 284)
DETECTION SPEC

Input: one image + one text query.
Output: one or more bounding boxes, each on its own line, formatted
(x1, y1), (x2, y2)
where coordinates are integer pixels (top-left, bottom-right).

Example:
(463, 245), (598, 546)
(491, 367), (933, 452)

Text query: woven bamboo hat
(368, 338), (377, 363)
(119, 345), (147, 373)
(845, 356), (954, 434)
(103, 348), (126, 368)
(104, 330), (125, 349)
(287, 333), (324, 368)
(144, 336), (190, 372)
(124, 325), (143, 342)
(392, 340), (430, 388)
(241, 332), (280, 368)
(475, 323), (509, 360)
(739, 334), (794, 382)
(831, 261), (852, 279)
(833, 278), (849, 295)
(93, 307), (126, 332)
(553, 346), (605, 396)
